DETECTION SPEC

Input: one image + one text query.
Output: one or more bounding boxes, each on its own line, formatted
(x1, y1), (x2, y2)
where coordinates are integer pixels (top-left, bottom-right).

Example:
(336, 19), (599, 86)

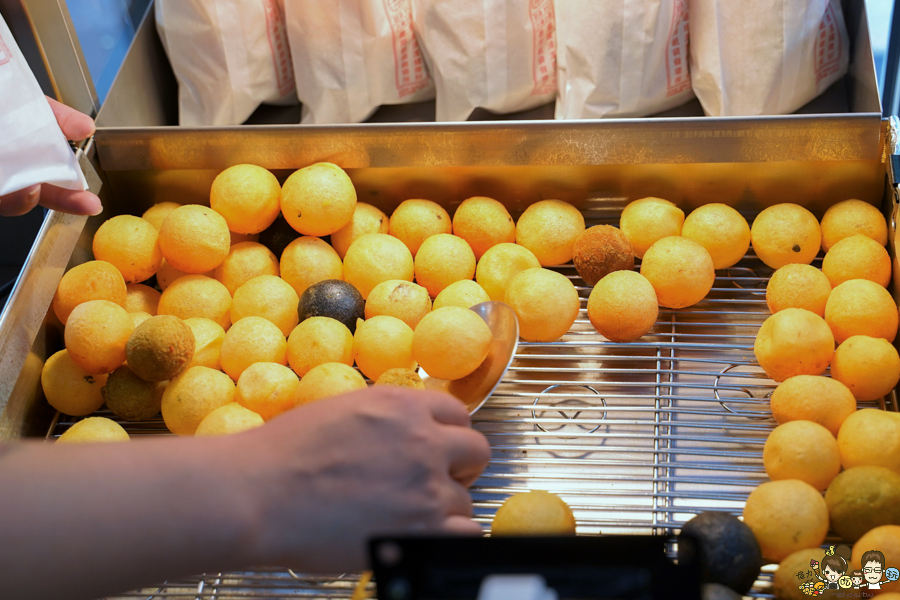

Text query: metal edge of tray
(0, 145), (101, 438)
(92, 114), (886, 172)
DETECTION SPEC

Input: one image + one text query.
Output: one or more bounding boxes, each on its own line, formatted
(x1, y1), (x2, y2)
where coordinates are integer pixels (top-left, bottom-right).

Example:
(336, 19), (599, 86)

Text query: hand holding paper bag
(0, 16), (95, 216)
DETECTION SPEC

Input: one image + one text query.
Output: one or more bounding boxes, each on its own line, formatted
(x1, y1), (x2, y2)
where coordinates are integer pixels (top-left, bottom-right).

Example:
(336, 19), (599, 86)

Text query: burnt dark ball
(678, 511), (762, 594)
(298, 279), (365, 334)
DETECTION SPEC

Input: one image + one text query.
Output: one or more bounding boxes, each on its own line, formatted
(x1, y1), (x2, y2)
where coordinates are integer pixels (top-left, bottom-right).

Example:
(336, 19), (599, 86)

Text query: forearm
(0, 436), (262, 600)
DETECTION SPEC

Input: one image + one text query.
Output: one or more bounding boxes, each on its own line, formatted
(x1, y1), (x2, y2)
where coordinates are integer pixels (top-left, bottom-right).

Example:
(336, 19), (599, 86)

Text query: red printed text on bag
(529, 0), (556, 96)
(665, 0), (690, 97)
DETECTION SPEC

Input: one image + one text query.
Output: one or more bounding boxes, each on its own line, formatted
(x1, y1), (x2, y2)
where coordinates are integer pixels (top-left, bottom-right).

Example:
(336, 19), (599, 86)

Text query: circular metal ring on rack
(531, 384), (607, 434)
(713, 365), (773, 420)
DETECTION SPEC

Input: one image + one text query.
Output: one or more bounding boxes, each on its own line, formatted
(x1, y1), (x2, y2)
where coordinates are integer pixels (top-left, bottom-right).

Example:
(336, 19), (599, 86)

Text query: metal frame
(47, 206), (899, 600)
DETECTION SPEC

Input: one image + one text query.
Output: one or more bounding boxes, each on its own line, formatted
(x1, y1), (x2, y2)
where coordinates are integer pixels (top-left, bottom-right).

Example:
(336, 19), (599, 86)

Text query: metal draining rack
(47, 203), (900, 600)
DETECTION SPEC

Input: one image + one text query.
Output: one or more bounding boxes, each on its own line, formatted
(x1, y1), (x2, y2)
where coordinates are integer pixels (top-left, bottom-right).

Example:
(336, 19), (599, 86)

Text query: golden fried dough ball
(837, 409), (900, 473)
(587, 271), (658, 342)
(158, 275), (232, 329)
(750, 203), (821, 269)
(210, 164), (281, 234)
(491, 490), (576, 536)
(821, 199), (888, 251)
(365, 280), (432, 330)
(831, 335), (900, 401)
(141, 201), (182, 231)
(825, 279), (899, 344)
(754, 309), (834, 382)
(770, 375), (856, 436)
(281, 162), (357, 236)
(763, 420), (840, 491)
(93, 215), (163, 283)
(287, 317), (354, 377)
(64, 299), (134, 374)
(389, 199), (451, 257)
(681, 203), (751, 269)
(195, 403), (264, 436)
(414, 234), (476, 298)
(124, 283), (161, 316)
(231, 274), (300, 337)
(52, 260), (127, 324)
(57, 417), (129, 443)
(505, 268), (580, 342)
(413, 307), (492, 380)
(433, 280), (490, 310)
(516, 200), (585, 266)
(156, 259), (213, 292)
(452, 196), (516, 259)
(280, 236), (343, 298)
(743, 480), (828, 562)
(476, 243), (541, 301)
(343, 233), (414, 299)
(214, 241), (280, 296)
(219, 316), (287, 381)
(158, 205), (231, 274)
(183, 317), (226, 370)
(353, 315), (416, 381)
(619, 197), (684, 259)
(294, 363), (367, 406)
(375, 368), (425, 389)
(161, 366), (235, 435)
(766, 264), (831, 317)
(640, 236), (715, 309)
(235, 362), (299, 421)
(822, 234), (891, 288)
(41, 349), (108, 416)
(331, 202), (389, 259)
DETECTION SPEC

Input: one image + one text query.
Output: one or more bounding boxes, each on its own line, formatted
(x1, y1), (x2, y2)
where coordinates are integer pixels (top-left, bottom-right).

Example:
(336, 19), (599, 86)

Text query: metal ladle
(418, 301), (519, 414)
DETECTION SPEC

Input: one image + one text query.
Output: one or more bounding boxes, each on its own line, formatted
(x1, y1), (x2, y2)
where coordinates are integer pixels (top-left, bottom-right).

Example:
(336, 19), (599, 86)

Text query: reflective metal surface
(421, 301), (519, 414)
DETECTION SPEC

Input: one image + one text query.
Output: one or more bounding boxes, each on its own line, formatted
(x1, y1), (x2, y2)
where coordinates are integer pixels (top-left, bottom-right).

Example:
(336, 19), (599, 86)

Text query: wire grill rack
(47, 204), (900, 600)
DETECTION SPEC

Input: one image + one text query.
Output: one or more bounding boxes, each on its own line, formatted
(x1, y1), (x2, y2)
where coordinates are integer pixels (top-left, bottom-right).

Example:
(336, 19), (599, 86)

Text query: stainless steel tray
(2, 120), (899, 599)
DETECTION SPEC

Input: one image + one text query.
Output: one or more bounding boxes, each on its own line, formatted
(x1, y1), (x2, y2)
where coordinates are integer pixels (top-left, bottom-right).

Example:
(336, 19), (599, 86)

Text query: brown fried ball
(102, 364), (167, 421)
(572, 225), (635, 286)
(126, 315), (196, 382)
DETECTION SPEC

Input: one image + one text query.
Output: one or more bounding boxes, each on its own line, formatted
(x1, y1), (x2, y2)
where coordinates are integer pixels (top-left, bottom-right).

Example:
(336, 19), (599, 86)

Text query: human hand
(0, 97), (102, 217)
(242, 387), (491, 572)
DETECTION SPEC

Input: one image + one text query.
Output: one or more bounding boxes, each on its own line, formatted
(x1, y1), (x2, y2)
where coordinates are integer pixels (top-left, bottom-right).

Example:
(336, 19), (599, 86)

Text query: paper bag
(412, 0), (558, 121)
(689, 0), (849, 116)
(155, 0), (297, 126)
(555, 0), (694, 119)
(0, 16), (87, 197)
(284, 0), (435, 124)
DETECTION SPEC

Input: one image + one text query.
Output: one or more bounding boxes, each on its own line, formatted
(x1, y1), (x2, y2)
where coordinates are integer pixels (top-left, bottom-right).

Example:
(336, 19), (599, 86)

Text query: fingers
(0, 185), (42, 217)
(440, 478), (475, 519)
(442, 427), (491, 487)
(38, 185), (102, 216)
(420, 392), (471, 428)
(46, 97), (95, 141)
(442, 515), (484, 536)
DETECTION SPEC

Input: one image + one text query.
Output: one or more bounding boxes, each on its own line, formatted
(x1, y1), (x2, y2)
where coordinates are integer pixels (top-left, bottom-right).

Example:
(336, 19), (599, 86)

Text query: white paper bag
(155, 0), (297, 126)
(284, 0), (435, 124)
(0, 16), (87, 196)
(689, 0), (849, 116)
(555, 0), (694, 119)
(412, 0), (558, 121)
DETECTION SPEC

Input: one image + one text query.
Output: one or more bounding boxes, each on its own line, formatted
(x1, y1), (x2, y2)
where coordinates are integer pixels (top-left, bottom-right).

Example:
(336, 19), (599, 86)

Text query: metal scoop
(419, 301), (519, 414)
